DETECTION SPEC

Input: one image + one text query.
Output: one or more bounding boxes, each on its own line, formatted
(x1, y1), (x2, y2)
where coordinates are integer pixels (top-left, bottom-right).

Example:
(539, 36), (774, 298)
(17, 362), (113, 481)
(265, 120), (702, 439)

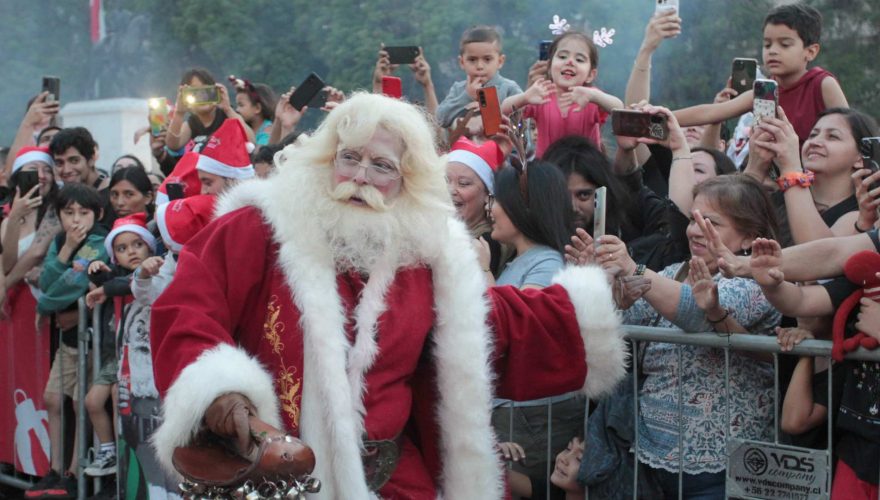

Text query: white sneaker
(84, 449), (117, 476)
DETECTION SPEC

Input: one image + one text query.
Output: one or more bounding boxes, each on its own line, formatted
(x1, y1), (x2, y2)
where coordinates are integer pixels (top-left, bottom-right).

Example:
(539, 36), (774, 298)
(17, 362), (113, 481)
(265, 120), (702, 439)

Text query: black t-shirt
(187, 109), (228, 152)
(772, 193), (858, 248)
(821, 229), (880, 483)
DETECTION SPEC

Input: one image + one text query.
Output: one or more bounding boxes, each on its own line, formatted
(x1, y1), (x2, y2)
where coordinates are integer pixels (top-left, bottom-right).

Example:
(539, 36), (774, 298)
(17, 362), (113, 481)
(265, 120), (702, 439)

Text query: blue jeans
(652, 469), (726, 500)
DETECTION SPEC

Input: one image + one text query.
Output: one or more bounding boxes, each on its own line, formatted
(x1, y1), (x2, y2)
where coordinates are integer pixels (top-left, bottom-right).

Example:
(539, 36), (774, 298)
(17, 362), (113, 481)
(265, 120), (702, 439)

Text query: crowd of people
(1, 2), (879, 499)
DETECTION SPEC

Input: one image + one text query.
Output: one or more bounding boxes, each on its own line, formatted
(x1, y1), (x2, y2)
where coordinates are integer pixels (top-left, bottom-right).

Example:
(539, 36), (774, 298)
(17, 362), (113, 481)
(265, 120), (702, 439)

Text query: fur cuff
(553, 266), (628, 398)
(151, 343), (281, 473)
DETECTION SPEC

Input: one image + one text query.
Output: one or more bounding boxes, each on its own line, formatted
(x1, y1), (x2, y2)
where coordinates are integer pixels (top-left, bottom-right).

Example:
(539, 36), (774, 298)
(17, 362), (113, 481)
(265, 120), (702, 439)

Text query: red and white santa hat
(196, 119), (255, 180)
(12, 146), (54, 174)
(156, 152), (202, 205)
(156, 194), (216, 252)
(446, 137), (504, 195)
(104, 212), (157, 264)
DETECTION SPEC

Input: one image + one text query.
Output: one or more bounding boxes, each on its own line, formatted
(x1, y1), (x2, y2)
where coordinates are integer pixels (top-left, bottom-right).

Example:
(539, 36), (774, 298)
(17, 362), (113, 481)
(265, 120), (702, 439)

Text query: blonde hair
(281, 92), (452, 214)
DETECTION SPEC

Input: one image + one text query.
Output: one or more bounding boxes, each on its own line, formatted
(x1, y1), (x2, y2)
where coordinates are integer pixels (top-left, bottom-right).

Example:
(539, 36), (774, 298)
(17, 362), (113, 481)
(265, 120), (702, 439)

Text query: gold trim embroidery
(263, 295), (301, 427)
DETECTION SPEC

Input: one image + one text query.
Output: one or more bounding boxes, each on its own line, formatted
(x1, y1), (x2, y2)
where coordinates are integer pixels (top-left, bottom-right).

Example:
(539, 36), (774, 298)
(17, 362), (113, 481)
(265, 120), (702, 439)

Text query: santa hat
(12, 146), (54, 175)
(195, 119), (255, 180)
(446, 137), (504, 194)
(104, 212), (157, 264)
(156, 195), (216, 252)
(156, 152), (202, 205)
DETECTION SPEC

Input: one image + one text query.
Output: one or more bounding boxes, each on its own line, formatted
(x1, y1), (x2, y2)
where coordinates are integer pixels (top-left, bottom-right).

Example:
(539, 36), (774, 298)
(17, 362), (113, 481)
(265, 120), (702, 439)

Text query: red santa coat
(150, 181), (626, 499)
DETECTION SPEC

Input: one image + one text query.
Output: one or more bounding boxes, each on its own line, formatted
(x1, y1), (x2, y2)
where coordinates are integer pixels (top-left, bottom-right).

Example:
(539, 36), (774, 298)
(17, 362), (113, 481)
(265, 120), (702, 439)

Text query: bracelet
(482, 268), (491, 273)
(855, 220), (871, 233)
(672, 156), (693, 163)
(707, 309), (730, 324)
(633, 264), (646, 276)
(635, 65), (652, 72)
(776, 170), (814, 192)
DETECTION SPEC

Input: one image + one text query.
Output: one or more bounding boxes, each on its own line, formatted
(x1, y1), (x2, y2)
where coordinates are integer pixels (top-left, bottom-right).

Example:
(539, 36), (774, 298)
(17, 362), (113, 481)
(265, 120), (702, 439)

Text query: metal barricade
(502, 326), (880, 500)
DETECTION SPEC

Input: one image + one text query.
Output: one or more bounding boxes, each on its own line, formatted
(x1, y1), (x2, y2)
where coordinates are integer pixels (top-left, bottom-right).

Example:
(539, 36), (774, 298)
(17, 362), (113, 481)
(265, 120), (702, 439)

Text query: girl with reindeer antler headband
(502, 15), (623, 158)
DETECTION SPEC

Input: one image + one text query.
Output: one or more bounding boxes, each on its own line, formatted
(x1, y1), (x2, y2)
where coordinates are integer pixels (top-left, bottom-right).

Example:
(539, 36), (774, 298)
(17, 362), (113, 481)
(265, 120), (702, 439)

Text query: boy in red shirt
(674, 3), (848, 143)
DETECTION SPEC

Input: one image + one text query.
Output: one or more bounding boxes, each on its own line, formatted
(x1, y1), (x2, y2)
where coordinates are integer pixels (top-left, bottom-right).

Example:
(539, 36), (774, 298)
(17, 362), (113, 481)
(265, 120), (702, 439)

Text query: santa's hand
(204, 393), (257, 457)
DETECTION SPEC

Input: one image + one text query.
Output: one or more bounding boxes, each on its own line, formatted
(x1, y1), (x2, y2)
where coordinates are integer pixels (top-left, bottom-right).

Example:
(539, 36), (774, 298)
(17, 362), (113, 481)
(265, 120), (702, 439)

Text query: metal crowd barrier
(500, 326), (880, 500)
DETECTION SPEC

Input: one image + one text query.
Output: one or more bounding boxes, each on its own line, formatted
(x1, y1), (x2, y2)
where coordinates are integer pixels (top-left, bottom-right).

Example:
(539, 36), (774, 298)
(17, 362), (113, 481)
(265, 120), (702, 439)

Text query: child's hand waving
(88, 261), (111, 275)
(523, 78), (554, 106)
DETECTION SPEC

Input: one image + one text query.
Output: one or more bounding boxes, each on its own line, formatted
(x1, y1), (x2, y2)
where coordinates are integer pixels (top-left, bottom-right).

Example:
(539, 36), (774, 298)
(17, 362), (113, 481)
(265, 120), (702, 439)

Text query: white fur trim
(151, 343), (281, 474)
(428, 217), (505, 498)
(155, 202), (181, 252)
(447, 150), (494, 194)
(104, 225), (157, 264)
(213, 177), (503, 498)
(196, 154), (255, 180)
(12, 150), (53, 174)
(552, 266), (628, 398)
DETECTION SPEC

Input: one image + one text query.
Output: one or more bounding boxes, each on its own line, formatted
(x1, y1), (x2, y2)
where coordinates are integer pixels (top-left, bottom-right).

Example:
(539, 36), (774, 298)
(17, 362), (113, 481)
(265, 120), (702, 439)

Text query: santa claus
(149, 92), (626, 498)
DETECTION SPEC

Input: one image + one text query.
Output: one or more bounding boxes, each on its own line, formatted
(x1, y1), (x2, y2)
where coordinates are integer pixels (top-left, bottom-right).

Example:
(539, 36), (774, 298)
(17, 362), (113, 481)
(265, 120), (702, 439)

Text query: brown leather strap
(361, 433), (405, 492)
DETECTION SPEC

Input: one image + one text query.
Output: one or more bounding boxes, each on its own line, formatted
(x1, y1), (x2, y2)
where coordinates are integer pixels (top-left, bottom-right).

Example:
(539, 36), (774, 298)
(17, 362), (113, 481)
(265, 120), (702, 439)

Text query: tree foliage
(2, 0), (878, 145)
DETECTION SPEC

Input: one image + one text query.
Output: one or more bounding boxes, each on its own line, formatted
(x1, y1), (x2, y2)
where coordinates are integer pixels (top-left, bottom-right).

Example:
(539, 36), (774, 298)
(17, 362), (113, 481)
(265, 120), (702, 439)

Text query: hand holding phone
(861, 137), (880, 192)
(289, 73), (326, 111)
(611, 109), (669, 141)
(15, 171), (41, 200)
(478, 86), (502, 137)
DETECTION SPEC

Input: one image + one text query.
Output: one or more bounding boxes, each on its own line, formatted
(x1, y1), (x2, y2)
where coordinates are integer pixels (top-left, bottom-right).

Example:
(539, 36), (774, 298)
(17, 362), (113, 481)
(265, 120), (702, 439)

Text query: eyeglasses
(334, 150), (402, 186)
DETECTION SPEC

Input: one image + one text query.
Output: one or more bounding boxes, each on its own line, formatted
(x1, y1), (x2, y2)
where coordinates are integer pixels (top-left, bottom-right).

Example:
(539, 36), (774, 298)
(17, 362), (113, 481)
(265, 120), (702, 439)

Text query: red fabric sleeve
(150, 207), (272, 396)
(488, 284), (587, 401)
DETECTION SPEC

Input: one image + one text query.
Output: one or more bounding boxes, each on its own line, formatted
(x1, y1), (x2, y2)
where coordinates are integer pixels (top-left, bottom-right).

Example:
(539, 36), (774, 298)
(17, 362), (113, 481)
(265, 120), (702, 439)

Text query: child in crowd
(115, 195), (215, 498)
(674, 3), (848, 143)
(231, 76), (276, 146)
(28, 184), (109, 499)
(195, 119), (256, 195)
(435, 25), (522, 129)
(500, 437), (585, 499)
(252, 144), (281, 179)
(501, 31), (624, 158)
(81, 213), (157, 477)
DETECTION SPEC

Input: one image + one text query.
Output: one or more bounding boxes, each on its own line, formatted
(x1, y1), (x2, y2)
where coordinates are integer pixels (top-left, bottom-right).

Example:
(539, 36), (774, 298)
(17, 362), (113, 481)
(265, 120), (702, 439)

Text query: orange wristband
(776, 170), (815, 191)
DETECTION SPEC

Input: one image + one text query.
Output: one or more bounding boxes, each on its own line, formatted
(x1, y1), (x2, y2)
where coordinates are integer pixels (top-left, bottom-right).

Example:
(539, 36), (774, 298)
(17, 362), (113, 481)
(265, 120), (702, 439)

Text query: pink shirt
(524, 92), (609, 158)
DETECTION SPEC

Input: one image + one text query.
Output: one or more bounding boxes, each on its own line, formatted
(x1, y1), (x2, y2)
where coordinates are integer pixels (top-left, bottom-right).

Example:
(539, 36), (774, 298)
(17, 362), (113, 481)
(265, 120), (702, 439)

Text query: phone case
(655, 0), (679, 13)
(862, 137), (880, 190)
(478, 86), (501, 137)
(149, 99), (170, 136)
(16, 171), (40, 198)
(166, 183), (185, 201)
(753, 79), (778, 124)
(381, 76), (403, 99)
(611, 110), (669, 141)
(385, 46), (420, 65)
(731, 58), (758, 95)
(290, 73), (326, 111)
(184, 86), (220, 107)
(42, 76), (60, 103)
(593, 187), (607, 248)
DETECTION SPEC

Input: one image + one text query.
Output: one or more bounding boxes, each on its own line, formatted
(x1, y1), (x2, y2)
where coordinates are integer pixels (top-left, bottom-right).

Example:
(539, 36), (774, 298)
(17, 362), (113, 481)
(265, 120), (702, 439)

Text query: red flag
(90, 0), (105, 45)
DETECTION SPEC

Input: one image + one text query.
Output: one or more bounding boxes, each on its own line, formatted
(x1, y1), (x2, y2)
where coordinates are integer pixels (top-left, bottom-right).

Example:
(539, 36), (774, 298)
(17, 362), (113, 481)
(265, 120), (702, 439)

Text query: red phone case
(381, 76), (402, 99)
(478, 86), (501, 137)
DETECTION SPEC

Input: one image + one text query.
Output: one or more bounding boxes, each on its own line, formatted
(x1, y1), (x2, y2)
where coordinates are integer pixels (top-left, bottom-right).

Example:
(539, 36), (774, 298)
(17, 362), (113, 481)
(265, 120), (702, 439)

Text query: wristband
(672, 156), (693, 163)
(707, 308), (730, 324)
(633, 264), (647, 276)
(855, 220), (871, 233)
(776, 170), (815, 192)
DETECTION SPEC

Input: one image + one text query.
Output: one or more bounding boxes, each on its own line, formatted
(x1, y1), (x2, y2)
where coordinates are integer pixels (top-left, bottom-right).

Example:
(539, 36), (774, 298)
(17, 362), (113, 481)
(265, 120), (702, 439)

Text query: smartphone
(752, 79), (778, 125)
(16, 171), (40, 199)
(538, 40), (553, 61)
(861, 137), (880, 191)
(182, 85), (220, 107)
(655, 0), (679, 14)
(593, 186), (607, 248)
(611, 109), (669, 141)
(478, 86), (501, 137)
(166, 182), (185, 201)
(42, 76), (61, 103)
(381, 76), (403, 99)
(148, 98), (170, 136)
(289, 73), (326, 111)
(731, 58), (758, 95)
(385, 46), (420, 65)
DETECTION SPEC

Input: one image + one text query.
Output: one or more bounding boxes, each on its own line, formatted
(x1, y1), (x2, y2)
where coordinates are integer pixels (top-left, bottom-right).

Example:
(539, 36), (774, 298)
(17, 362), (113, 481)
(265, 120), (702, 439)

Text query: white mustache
(330, 181), (390, 212)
